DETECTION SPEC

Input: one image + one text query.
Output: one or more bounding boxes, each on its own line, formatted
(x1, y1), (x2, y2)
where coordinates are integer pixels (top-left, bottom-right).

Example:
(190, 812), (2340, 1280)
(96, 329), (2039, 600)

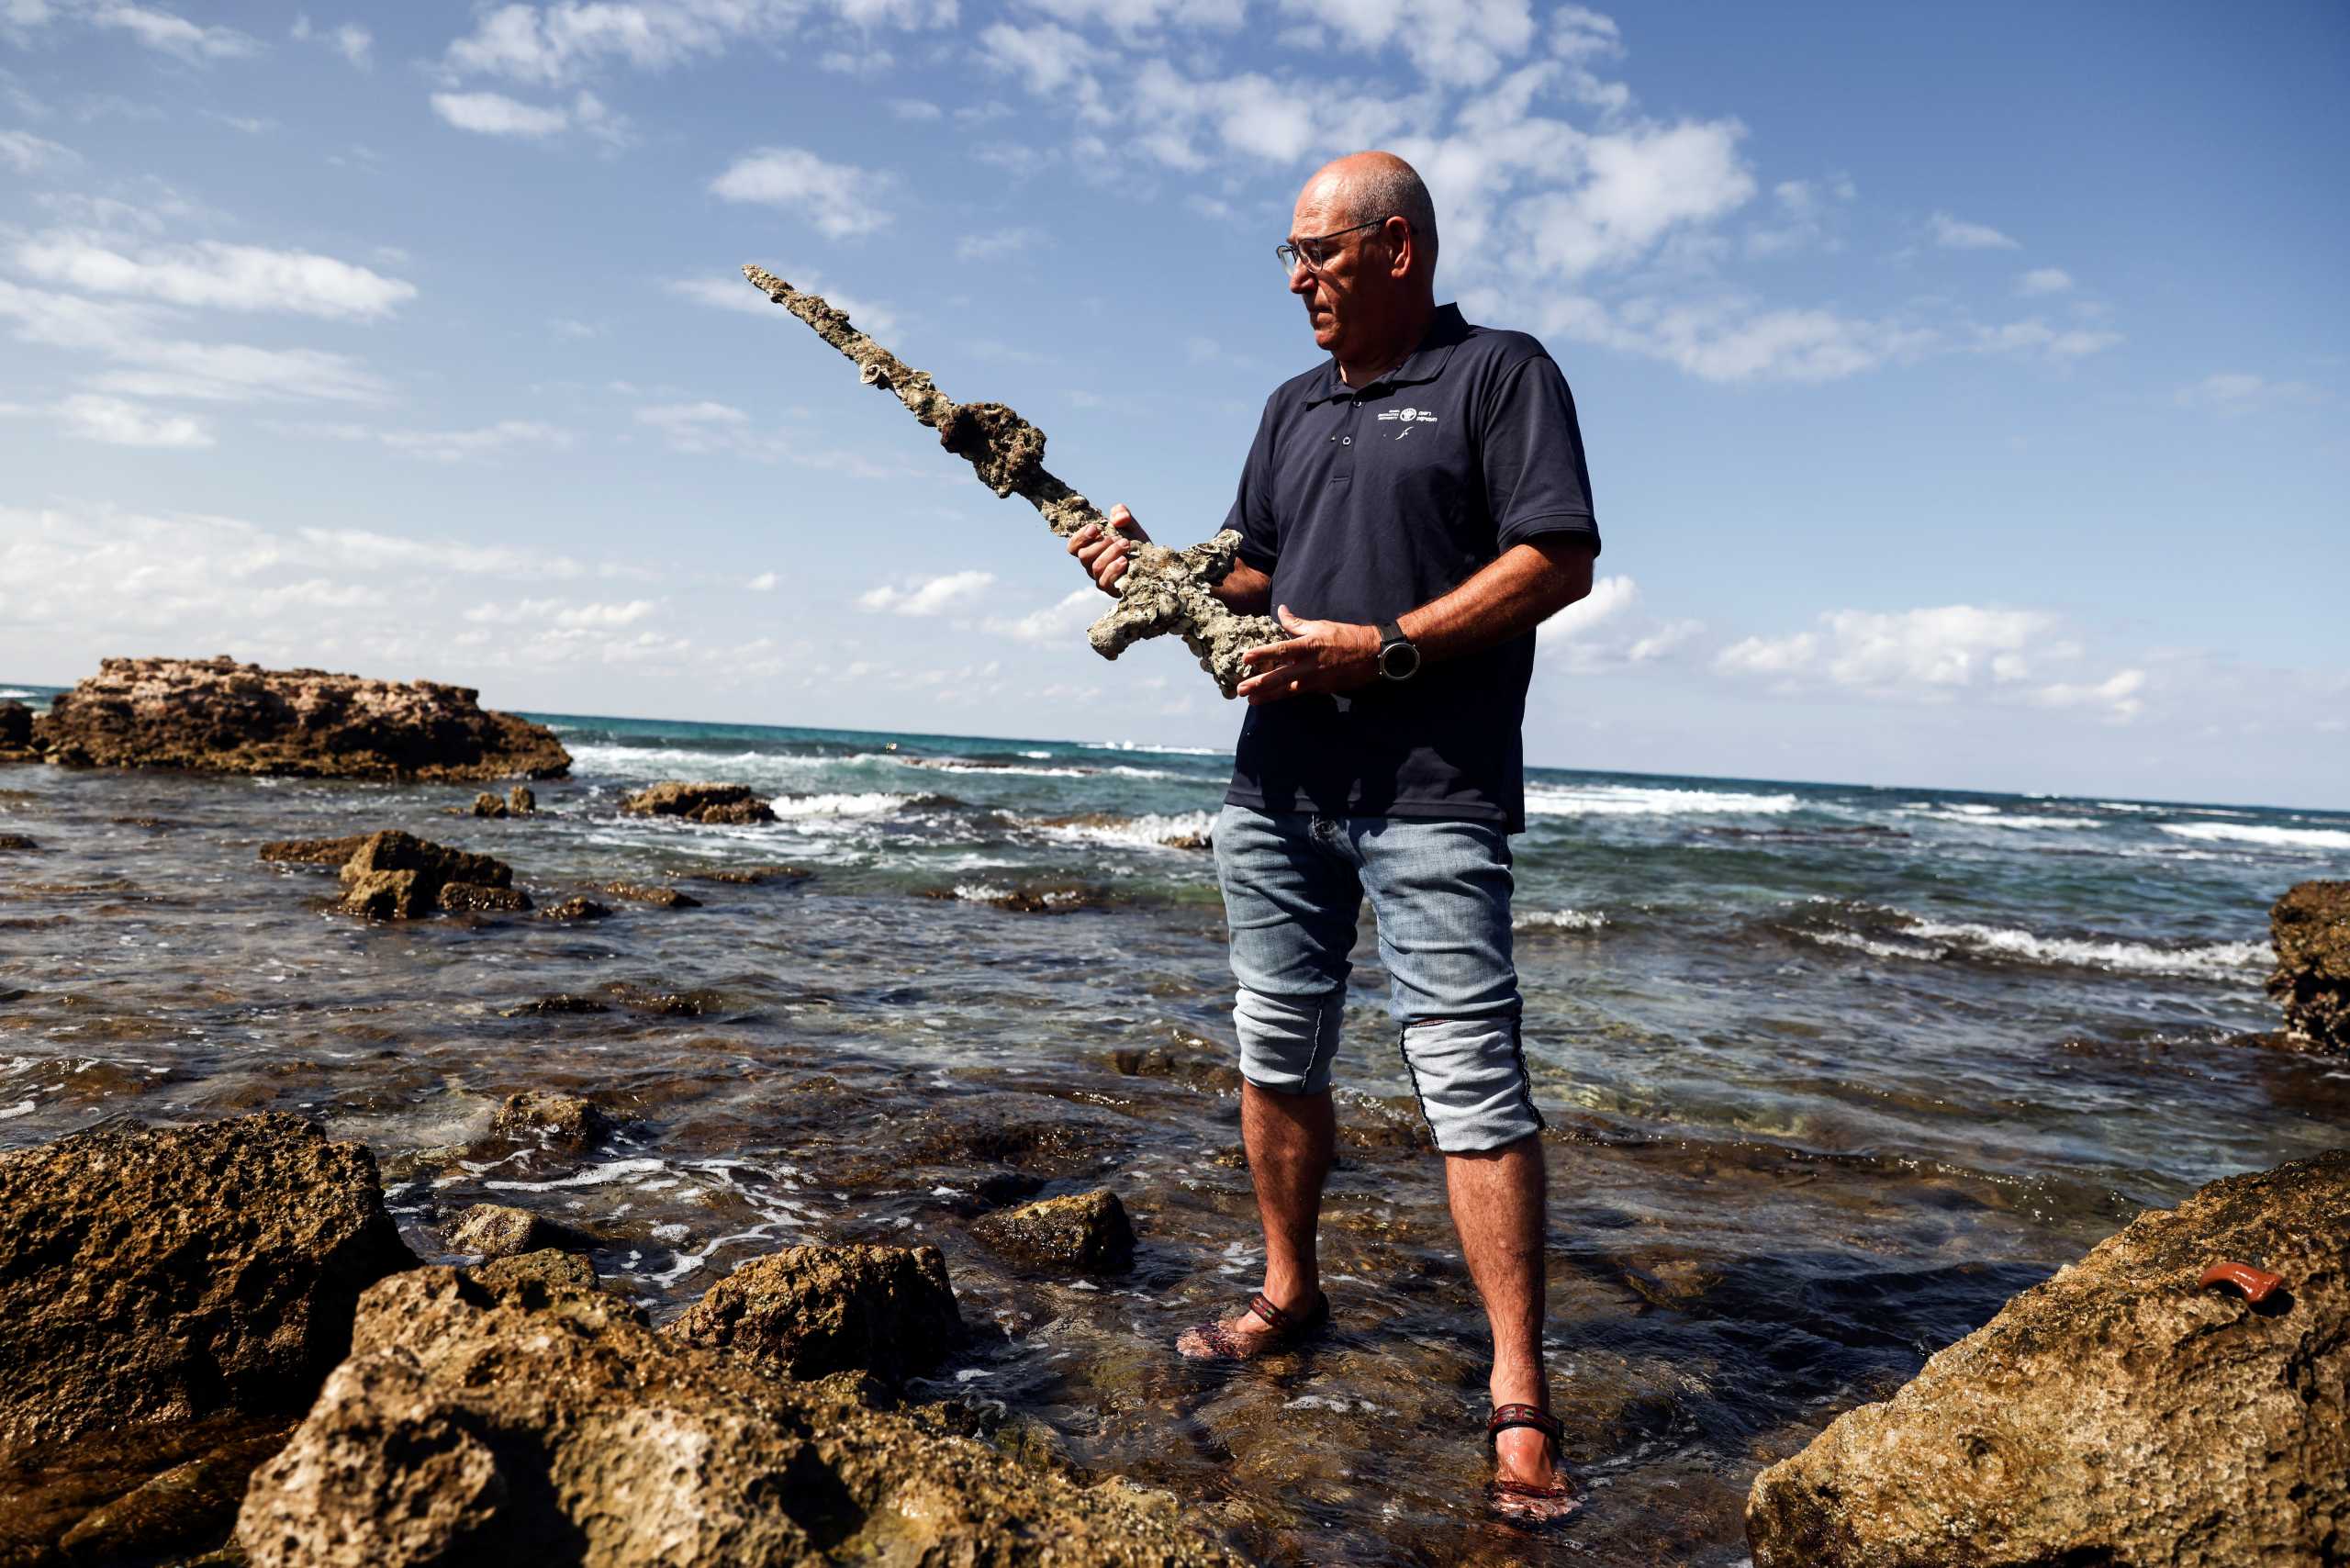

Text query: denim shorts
(1212, 802), (1545, 1154)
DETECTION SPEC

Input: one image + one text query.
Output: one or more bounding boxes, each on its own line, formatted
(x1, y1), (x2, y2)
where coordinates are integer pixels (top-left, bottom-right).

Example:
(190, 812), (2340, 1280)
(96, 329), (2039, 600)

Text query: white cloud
(747, 571), (778, 590)
(1929, 210), (2019, 250)
(956, 226), (1046, 262)
(2018, 266), (2072, 295)
(1280, 0), (1534, 86)
(709, 147), (892, 238)
(637, 399), (752, 454)
(1717, 605), (2068, 698)
(859, 569), (995, 616)
(889, 97), (942, 120)
(441, 0), (956, 89)
(0, 278), (388, 403)
(81, 3), (260, 60)
(2030, 667), (2145, 722)
(1021, 0), (1244, 36)
(984, 586), (1098, 643)
(2174, 372), (2324, 411)
(978, 21), (1102, 106)
(291, 14), (372, 67)
(297, 419), (575, 463)
(430, 90), (573, 138)
(55, 392), (212, 448)
(0, 129), (77, 174)
(1973, 318), (2121, 362)
(14, 231), (417, 319)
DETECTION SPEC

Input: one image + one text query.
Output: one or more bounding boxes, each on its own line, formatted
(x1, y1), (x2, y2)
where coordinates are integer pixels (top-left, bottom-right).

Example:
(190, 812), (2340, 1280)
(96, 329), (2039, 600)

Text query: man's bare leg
(1178, 1081), (1334, 1354)
(1443, 1134), (1567, 1499)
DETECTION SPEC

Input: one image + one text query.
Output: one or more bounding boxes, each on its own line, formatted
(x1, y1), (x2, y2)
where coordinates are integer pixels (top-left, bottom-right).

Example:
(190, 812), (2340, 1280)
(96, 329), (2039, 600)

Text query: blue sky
(0, 1), (2343, 806)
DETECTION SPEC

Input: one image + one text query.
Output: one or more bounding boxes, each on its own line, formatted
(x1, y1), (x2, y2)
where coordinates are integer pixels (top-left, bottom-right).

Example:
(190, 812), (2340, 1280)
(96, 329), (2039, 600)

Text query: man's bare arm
(1233, 536), (1595, 705)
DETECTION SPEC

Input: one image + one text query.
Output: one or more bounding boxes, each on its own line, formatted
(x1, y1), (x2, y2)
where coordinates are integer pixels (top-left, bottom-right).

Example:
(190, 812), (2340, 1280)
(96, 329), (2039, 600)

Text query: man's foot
(1485, 1404), (1579, 1525)
(1175, 1289), (1329, 1361)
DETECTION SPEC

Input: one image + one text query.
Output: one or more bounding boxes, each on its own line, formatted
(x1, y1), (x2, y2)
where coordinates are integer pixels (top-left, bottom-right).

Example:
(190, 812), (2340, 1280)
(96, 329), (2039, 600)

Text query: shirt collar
(1303, 302), (1468, 407)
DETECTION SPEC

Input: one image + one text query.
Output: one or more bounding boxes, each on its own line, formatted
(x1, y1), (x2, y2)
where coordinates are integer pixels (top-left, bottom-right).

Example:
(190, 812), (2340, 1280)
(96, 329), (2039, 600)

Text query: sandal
(1174, 1290), (1329, 1361)
(1485, 1402), (1579, 1524)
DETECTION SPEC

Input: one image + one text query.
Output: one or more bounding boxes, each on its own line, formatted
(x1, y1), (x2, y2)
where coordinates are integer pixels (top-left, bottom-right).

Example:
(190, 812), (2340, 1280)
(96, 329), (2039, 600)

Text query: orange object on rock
(2199, 1260), (2286, 1304)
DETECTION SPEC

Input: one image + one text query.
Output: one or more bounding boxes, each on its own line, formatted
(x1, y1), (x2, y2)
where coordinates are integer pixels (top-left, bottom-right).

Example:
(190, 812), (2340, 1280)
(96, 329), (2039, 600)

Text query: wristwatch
(1375, 620), (1421, 682)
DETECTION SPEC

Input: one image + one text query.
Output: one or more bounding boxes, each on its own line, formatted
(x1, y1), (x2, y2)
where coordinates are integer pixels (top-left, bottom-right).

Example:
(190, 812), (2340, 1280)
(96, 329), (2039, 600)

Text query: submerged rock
(445, 1204), (590, 1260)
(336, 829), (518, 920)
(604, 880), (702, 908)
(508, 783), (536, 814)
(0, 699), (30, 749)
(0, 1112), (413, 1450)
(437, 880), (532, 913)
(490, 1090), (626, 1151)
(466, 1248), (599, 1294)
(684, 864), (811, 885)
(236, 1264), (1238, 1568)
(621, 779), (778, 824)
(2266, 879), (2349, 1054)
(35, 655), (569, 780)
(540, 895), (611, 922)
(663, 1244), (962, 1387)
(467, 790), (509, 817)
(0, 832), (35, 852)
(1745, 1149), (2350, 1568)
(973, 1191), (1136, 1273)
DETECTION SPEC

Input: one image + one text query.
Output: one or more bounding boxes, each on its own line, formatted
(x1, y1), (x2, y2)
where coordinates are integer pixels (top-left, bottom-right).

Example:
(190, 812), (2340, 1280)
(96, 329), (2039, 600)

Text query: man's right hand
(1069, 504), (1150, 597)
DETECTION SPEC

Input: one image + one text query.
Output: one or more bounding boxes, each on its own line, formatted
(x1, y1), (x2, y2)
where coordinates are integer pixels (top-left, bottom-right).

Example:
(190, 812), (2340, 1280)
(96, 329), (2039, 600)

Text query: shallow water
(1, 697), (2343, 1565)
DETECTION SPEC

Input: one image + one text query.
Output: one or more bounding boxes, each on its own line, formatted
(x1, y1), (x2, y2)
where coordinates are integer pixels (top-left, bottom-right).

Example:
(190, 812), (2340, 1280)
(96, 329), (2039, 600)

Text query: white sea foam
(1515, 908), (1607, 932)
(0, 1100), (34, 1121)
(485, 1157), (667, 1192)
(1906, 918), (2266, 979)
(1082, 739), (1227, 756)
(0, 688), (34, 700)
(903, 757), (1183, 781)
(948, 881), (1087, 907)
(1909, 809), (2102, 831)
(565, 742), (844, 777)
(1802, 928), (1937, 961)
(2159, 822), (2350, 852)
(1033, 810), (1216, 851)
(768, 791), (918, 819)
(1524, 785), (1799, 818)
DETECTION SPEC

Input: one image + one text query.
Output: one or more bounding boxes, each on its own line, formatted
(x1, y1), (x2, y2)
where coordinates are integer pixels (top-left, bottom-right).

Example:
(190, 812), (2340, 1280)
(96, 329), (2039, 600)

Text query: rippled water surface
(2, 694), (2344, 1566)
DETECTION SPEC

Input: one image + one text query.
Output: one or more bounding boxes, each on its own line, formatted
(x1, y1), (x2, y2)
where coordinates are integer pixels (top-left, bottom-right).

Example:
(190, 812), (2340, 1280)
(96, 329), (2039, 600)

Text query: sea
(2, 685), (2344, 1566)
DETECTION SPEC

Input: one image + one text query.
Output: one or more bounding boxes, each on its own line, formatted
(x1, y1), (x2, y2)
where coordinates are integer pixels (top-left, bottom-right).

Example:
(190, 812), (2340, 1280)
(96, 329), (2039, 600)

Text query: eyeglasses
(1276, 217), (1399, 276)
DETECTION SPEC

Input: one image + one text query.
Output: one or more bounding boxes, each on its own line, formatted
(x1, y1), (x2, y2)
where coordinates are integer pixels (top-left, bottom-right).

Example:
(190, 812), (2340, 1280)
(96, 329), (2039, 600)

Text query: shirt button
(1341, 436), (1351, 445)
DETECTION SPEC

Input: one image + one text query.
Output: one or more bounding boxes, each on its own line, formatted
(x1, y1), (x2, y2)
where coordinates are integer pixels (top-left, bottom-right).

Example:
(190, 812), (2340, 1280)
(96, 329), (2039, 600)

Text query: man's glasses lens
(1274, 218), (1390, 275)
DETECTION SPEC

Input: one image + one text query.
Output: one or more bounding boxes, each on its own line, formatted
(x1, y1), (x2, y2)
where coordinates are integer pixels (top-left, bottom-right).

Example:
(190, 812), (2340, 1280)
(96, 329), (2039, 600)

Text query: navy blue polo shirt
(1221, 303), (1599, 834)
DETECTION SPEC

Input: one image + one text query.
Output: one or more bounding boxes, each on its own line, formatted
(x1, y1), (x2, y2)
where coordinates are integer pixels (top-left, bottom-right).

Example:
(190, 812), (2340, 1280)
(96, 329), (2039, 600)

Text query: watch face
(1381, 641), (1420, 679)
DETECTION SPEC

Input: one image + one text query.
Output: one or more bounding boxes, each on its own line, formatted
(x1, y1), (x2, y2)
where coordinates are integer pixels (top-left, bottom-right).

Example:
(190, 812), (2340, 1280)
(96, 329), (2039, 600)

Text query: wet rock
(684, 864), (812, 885)
(0, 1411), (293, 1568)
(467, 790), (509, 817)
(490, 1090), (625, 1151)
(604, 880), (702, 908)
(0, 1112), (414, 1450)
(446, 1204), (581, 1260)
(466, 1249), (599, 1295)
(1746, 1149), (2350, 1568)
(236, 1264), (1240, 1568)
(334, 829), (517, 920)
(436, 880), (532, 913)
(258, 834), (372, 866)
(508, 782), (536, 814)
(973, 1191), (1136, 1273)
(923, 881), (1112, 914)
(664, 1244), (962, 1386)
(620, 779), (778, 824)
(2266, 879), (2349, 1054)
(603, 980), (714, 1015)
(0, 699), (30, 749)
(35, 655), (569, 779)
(54, 1425), (288, 1565)
(540, 895), (611, 922)
(498, 993), (610, 1017)
(1107, 1040), (1243, 1092)
(902, 1092), (1140, 1178)
(0, 832), (35, 851)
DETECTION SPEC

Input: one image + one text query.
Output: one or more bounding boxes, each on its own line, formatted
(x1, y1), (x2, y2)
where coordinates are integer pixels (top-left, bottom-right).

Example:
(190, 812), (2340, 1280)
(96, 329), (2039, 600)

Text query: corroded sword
(744, 264), (1281, 697)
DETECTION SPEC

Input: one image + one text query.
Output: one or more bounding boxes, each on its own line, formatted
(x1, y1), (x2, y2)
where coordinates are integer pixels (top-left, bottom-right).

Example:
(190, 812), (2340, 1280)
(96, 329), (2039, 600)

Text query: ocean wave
(900, 756), (1185, 781)
(769, 791), (920, 819)
(565, 742), (856, 777)
(1797, 906), (2266, 980)
(947, 881), (1089, 907)
(1030, 810), (1216, 852)
(2158, 822), (2350, 852)
(1908, 809), (2103, 831)
(1525, 785), (1800, 818)
(1082, 740), (1228, 757)
(0, 688), (35, 700)
(1515, 908), (1606, 932)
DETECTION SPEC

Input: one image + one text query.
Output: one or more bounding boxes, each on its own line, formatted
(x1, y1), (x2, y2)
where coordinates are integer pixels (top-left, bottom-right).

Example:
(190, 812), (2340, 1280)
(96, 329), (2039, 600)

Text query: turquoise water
(1, 689), (2342, 1564)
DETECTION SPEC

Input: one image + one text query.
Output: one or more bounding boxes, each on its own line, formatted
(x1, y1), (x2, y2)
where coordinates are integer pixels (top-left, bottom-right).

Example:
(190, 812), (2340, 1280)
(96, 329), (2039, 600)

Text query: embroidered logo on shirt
(1375, 406), (1437, 423)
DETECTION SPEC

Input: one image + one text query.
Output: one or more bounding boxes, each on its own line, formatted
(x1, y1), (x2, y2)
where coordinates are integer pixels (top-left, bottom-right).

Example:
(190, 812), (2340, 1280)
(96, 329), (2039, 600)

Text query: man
(1069, 151), (1597, 1524)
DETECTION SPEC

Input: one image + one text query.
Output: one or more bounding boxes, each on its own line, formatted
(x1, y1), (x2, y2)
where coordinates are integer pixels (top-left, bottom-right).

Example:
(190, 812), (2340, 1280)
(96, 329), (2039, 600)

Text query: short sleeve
(1223, 397), (1281, 571)
(1482, 353), (1600, 556)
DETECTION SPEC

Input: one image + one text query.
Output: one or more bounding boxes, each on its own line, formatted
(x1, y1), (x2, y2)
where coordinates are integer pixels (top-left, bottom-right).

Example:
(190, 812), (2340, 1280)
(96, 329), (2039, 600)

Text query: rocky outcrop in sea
(621, 779), (778, 823)
(31, 655), (569, 780)
(1745, 1149), (2349, 1567)
(2266, 879), (2349, 1054)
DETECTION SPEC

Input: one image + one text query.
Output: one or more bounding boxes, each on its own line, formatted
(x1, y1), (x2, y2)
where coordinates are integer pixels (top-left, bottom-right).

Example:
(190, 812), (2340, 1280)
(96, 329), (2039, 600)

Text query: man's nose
(1287, 261), (1315, 297)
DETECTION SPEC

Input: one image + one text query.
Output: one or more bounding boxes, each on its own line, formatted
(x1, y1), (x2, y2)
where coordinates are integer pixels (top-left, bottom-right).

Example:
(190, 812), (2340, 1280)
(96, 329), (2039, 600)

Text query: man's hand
(1235, 605), (1379, 705)
(1068, 504), (1149, 596)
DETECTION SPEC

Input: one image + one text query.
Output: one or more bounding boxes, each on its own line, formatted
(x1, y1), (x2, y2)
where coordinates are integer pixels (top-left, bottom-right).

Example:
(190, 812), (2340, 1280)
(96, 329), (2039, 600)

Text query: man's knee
(1234, 986), (1342, 1096)
(1397, 1014), (1545, 1153)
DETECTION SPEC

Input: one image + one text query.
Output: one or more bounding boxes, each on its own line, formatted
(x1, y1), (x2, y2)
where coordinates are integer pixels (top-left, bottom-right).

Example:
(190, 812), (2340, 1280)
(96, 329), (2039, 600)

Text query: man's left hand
(1235, 605), (1381, 705)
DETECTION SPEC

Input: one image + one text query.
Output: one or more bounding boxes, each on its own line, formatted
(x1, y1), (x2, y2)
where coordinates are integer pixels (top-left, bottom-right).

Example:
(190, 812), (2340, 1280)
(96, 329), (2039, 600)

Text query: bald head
(1301, 151), (1438, 279)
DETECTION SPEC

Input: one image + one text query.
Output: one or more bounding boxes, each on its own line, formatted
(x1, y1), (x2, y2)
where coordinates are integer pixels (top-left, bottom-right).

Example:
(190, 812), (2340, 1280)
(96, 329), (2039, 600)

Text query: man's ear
(1387, 217), (1415, 281)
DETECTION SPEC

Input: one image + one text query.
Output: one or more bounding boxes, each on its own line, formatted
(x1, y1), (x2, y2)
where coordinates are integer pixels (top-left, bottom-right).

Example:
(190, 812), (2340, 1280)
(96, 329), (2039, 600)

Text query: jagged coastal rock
(0, 698), (35, 762)
(337, 828), (524, 918)
(236, 1264), (1241, 1568)
(260, 833), (374, 865)
(621, 779), (778, 824)
(1745, 1149), (2349, 1567)
(974, 1191), (1138, 1273)
(663, 1244), (963, 1387)
(34, 655), (569, 780)
(490, 1090), (625, 1151)
(2266, 879), (2349, 1054)
(0, 1113), (415, 1450)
